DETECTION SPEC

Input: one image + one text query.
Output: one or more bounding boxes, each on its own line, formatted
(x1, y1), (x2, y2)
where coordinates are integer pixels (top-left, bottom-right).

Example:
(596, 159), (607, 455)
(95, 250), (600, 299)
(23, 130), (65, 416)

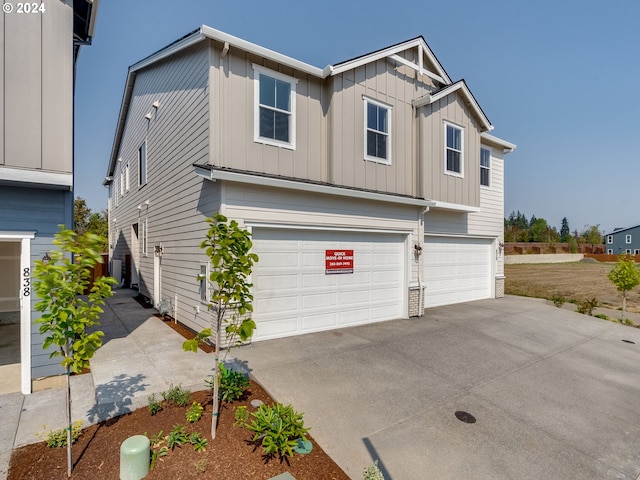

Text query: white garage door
(423, 236), (493, 308)
(252, 229), (406, 341)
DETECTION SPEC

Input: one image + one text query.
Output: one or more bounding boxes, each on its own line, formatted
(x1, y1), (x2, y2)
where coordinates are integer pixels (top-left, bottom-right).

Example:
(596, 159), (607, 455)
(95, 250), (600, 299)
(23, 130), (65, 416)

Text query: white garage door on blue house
(251, 228), (407, 341)
(423, 235), (493, 308)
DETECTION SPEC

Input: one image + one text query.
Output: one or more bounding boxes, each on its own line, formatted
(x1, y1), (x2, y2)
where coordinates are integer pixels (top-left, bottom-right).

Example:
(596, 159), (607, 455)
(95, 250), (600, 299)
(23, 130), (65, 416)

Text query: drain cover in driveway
(455, 411), (476, 423)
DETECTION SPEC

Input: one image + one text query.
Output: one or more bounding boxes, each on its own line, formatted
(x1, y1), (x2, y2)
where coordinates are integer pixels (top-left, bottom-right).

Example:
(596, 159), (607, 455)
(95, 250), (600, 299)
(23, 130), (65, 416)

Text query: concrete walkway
(0, 289), (213, 479)
(232, 295), (640, 480)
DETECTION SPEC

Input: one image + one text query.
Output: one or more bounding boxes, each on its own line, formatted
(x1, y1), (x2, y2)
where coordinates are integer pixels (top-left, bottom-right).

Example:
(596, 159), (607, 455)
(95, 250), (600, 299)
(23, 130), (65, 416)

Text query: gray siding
(418, 94), (482, 207)
(0, 0), (73, 174)
(210, 42), (326, 183)
(109, 43), (212, 330)
(0, 185), (72, 378)
(607, 226), (640, 254)
(328, 52), (437, 197)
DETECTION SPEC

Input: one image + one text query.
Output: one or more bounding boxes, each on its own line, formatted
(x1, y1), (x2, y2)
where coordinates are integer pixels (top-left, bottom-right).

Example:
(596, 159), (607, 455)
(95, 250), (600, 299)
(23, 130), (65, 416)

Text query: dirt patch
(8, 380), (349, 480)
(505, 262), (640, 312)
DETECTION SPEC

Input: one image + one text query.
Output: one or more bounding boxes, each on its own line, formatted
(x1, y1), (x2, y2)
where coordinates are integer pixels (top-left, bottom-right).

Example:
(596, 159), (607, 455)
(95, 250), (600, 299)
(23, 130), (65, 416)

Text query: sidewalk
(0, 289), (213, 479)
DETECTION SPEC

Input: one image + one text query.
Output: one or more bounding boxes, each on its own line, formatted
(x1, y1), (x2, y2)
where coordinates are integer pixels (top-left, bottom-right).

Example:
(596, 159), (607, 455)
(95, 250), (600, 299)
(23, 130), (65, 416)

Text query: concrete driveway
(232, 296), (640, 480)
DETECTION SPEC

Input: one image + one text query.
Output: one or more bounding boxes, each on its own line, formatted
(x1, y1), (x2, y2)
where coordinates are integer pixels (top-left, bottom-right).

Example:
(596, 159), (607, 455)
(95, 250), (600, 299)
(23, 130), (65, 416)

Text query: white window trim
(480, 147), (491, 188)
(198, 263), (209, 304)
(634, 249), (640, 255)
(138, 141), (147, 187)
(125, 164), (130, 192)
(607, 235), (613, 244)
(120, 171), (124, 196)
(626, 234), (632, 244)
(444, 121), (464, 177)
(626, 249), (632, 254)
(141, 219), (148, 257)
(252, 64), (297, 150)
(607, 249), (613, 254)
(363, 95), (392, 165)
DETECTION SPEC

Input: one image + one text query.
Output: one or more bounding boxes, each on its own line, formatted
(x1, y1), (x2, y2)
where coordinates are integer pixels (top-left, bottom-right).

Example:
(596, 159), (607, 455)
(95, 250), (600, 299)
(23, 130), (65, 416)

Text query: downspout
(417, 206), (429, 314)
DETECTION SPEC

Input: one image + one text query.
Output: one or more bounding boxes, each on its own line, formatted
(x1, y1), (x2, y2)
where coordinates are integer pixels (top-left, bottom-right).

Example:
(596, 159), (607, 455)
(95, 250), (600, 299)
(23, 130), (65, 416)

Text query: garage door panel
(252, 229), (406, 340)
(424, 236), (492, 309)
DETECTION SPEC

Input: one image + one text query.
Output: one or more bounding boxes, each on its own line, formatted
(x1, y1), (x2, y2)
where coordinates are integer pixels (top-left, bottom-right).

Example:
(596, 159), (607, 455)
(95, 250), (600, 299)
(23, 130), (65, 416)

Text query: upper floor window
(626, 234), (632, 244)
(480, 147), (490, 187)
(138, 141), (147, 186)
(253, 65), (297, 149)
(607, 235), (613, 244)
(364, 97), (391, 164)
(198, 263), (208, 303)
(141, 219), (148, 257)
(120, 171), (124, 196)
(125, 164), (130, 192)
(445, 123), (463, 176)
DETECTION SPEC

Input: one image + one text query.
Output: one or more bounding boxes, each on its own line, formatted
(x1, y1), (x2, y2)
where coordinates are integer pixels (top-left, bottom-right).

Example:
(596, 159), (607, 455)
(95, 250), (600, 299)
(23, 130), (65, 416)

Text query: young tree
(182, 214), (258, 439)
(74, 197), (109, 252)
(32, 228), (117, 477)
(581, 224), (604, 245)
(607, 254), (640, 323)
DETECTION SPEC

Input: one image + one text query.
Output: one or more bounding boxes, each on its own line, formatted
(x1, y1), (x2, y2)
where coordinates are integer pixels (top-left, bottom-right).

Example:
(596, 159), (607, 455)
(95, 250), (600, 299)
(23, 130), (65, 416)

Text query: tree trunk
(66, 346), (72, 477)
(622, 291), (627, 323)
(211, 307), (221, 439)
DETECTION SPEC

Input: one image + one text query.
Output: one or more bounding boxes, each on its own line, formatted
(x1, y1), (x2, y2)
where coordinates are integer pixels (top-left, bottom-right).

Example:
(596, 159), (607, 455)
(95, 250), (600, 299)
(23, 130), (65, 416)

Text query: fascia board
(430, 200), (481, 213)
(481, 133), (517, 153)
(195, 166), (435, 208)
(200, 26), (324, 77)
(0, 167), (72, 188)
(413, 81), (492, 131)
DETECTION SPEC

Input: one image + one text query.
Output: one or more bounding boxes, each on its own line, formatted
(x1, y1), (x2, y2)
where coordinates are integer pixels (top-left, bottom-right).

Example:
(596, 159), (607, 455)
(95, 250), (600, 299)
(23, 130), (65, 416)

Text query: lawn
(504, 261), (640, 313)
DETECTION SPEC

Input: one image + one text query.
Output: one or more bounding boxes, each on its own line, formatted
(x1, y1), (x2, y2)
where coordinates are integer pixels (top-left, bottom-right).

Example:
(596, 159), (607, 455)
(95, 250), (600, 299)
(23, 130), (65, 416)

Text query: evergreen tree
(560, 217), (570, 242)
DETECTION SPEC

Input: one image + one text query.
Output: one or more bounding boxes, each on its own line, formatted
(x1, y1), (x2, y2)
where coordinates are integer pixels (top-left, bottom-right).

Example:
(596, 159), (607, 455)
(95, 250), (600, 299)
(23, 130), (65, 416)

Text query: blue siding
(606, 225), (640, 255)
(0, 185), (72, 378)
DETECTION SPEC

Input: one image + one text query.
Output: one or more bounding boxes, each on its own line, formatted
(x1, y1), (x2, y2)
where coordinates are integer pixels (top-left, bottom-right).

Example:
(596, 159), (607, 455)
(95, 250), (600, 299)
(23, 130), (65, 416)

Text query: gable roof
(412, 80), (492, 132)
(605, 225), (640, 236)
(105, 26), (493, 182)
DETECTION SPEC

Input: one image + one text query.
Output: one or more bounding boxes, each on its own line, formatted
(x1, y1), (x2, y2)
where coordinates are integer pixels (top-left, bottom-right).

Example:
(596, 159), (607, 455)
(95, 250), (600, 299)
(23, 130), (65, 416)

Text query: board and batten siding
(1, 0), (73, 174)
(109, 42), (212, 331)
(209, 42), (326, 183)
(0, 185), (73, 378)
(328, 53), (437, 198)
(418, 94), (482, 207)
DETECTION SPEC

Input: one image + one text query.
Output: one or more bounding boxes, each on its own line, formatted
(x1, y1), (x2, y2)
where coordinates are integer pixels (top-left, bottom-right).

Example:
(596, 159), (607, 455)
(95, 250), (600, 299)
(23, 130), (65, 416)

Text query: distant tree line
(504, 211), (604, 247)
(74, 197), (108, 252)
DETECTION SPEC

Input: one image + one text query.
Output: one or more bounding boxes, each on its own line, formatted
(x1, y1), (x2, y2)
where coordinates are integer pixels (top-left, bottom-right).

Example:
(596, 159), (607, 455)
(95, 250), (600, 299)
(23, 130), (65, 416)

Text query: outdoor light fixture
(144, 112), (152, 120)
(414, 243), (423, 254)
(41, 252), (51, 263)
(498, 241), (504, 254)
(154, 244), (163, 256)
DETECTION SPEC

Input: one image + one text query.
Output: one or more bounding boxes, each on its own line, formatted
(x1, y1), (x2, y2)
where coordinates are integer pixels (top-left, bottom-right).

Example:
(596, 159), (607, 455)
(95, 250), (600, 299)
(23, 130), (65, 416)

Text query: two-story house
(0, 0), (98, 394)
(605, 226), (640, 255)
(105, 26), (515, 342)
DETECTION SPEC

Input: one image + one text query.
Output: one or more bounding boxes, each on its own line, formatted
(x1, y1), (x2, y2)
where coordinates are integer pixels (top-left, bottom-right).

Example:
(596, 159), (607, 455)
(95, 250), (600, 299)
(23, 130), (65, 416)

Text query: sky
(74, 0), (640, 234)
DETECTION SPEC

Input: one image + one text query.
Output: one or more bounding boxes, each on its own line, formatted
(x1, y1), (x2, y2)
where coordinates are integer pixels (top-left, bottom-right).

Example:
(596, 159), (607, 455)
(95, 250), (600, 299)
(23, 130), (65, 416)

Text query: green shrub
(576, 297), (600, 316)
(550, 295), (566, 308)
(194, 458), (207, 474)
(594, 313), (609, 320)
(186, 402), (204, 423)
(188, 432), (208, 452)
(38, 420), (83, 448)
(363, 460), (385, 480)
(234, 405), (249, 428)
(246, 403), (309, 460)
(148, 394), (163, 415)
(162, 385), (191, 407)
(205, 363), (250, 403)
(167, 424), (188, 450)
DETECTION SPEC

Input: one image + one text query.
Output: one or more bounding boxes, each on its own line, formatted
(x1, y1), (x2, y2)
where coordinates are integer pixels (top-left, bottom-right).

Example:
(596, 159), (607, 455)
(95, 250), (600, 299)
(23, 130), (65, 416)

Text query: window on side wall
(626, 249), (632, 254)
(364, 97), (391, 164)
(445, 123), (463, 176)
(138, 141), (147, 186)
(199, 264), (208, 303)
(607, 249), (613, 254)
(253, 65), (296, 149)
(626, 234), (632, 244)
(607, 235), (613, 244)
(480, 147), (491, 187)
(125, 164), (130, 192)
(141, 219), (147, 257)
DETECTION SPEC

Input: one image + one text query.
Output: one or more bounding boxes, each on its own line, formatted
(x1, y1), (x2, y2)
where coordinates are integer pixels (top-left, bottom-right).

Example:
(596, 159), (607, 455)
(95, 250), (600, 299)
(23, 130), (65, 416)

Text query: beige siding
(1, 0), (72, 173)
(109, 43), (212, 331)
(419, 94), (482, 207)
(210, 42), (325, 183)
(328, 53), (437, 197)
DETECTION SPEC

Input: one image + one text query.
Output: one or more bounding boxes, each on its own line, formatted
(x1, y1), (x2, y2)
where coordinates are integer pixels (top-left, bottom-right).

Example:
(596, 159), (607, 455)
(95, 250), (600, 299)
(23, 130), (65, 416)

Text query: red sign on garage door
(325, 249), (354, 274)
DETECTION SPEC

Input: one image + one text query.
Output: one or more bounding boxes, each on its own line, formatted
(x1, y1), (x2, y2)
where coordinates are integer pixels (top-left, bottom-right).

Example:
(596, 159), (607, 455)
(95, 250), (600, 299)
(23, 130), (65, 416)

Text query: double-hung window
(364, 97), (391, 164)
(138, 141), (147, 186)
(607, 235), (613, 244)
(141, 219), (147, 257)
(626, 234), (632, 244)
(253, 65), (296, 149)
(198, 264), (208, 303)
(480, 148), (491, 187)
(445, 123), (463, 176)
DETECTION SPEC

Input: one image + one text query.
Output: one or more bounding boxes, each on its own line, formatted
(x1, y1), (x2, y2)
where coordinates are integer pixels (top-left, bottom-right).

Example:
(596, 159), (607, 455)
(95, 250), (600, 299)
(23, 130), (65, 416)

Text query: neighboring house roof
(105, 25), (507, 183)
(481, 132), (517, 153)
(605, 225), (640, 236)
(73, 0), (99, 62)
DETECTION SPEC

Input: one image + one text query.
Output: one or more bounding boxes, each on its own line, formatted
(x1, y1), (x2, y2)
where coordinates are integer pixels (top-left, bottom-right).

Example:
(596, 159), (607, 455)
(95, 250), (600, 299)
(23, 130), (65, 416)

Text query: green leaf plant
(607, 254), (640, 323)
(182, 214), (258, 439)
(32, 226), (117, 477)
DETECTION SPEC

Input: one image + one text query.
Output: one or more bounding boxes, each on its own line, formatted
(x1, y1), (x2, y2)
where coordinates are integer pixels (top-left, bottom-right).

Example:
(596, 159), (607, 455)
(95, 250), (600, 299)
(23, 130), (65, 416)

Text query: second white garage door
(423, 236), (493, 308)
(251, 229), (406, 341)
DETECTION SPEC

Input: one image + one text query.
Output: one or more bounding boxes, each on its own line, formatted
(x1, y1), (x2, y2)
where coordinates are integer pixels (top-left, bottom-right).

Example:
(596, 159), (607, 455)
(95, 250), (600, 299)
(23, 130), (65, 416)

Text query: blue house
(605, 225), (640, 255)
